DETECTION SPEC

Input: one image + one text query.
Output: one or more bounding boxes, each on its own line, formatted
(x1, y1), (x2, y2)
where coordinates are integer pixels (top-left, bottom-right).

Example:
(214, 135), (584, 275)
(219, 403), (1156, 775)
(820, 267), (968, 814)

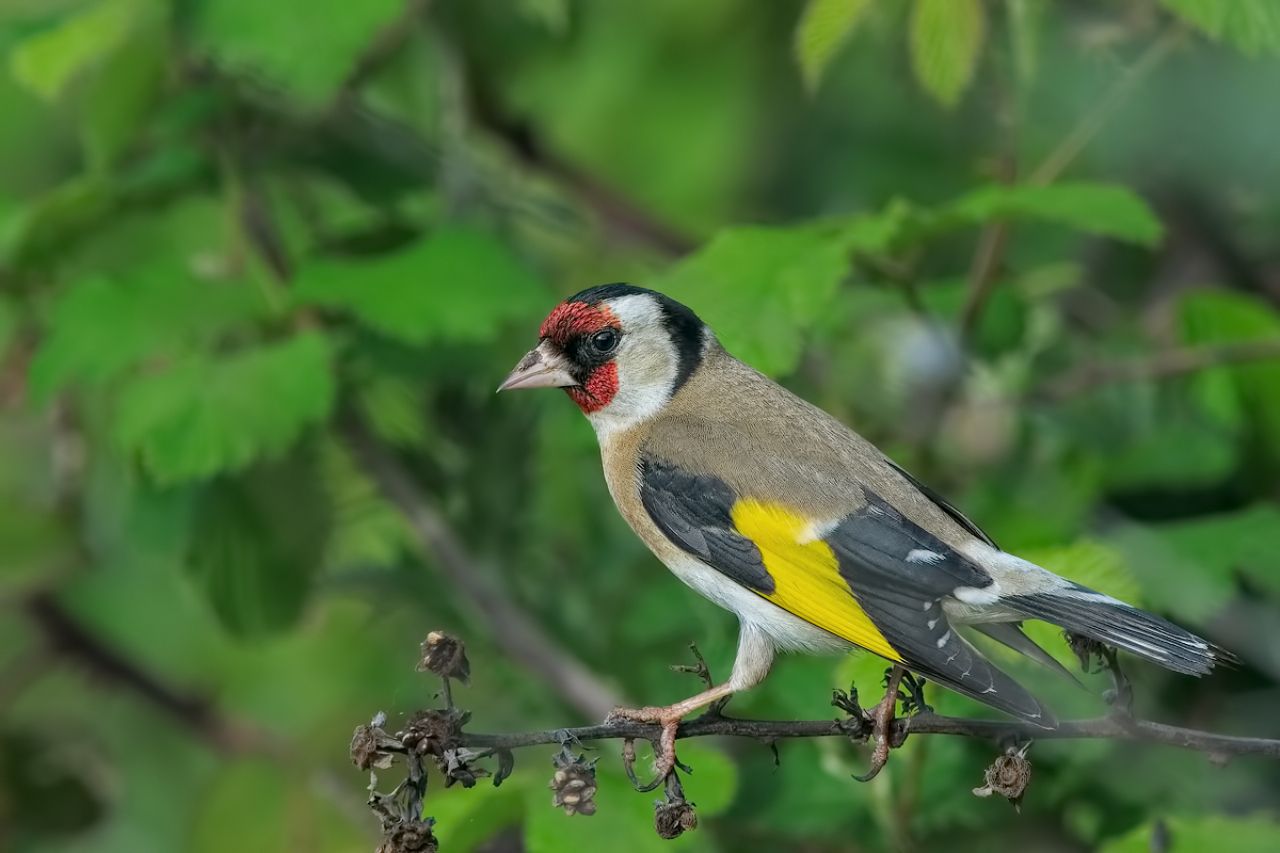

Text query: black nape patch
(567, 283), (706, 394)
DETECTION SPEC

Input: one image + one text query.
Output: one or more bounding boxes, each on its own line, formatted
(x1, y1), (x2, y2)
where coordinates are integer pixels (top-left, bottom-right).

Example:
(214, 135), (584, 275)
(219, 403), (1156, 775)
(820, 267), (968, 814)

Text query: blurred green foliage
(2, 0), (1280, 851)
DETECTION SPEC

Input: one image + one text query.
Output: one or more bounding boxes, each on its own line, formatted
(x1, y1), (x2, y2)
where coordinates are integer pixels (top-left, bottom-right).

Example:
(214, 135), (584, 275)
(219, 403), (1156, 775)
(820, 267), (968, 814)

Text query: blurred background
(3, 0), (1280, 850)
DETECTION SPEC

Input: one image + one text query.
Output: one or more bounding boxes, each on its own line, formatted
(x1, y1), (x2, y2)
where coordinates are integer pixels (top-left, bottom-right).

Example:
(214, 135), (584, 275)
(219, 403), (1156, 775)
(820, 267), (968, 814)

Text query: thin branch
(452, 711), (1280, 760)
(342, 418), (623, 720)
(1033, 339), (1280, 402)
(24, 592), (268, 754)
(1028, 26), (1185, 187)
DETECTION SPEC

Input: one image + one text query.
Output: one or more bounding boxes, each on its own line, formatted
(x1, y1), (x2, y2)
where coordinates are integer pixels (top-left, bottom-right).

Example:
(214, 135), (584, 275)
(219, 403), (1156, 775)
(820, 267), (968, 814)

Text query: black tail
(1005, 588), (1222, 676)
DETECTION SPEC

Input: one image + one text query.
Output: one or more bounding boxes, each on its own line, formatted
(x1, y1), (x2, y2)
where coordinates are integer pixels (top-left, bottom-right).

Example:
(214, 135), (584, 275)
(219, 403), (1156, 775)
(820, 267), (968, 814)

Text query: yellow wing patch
(730, 499), (902, 662)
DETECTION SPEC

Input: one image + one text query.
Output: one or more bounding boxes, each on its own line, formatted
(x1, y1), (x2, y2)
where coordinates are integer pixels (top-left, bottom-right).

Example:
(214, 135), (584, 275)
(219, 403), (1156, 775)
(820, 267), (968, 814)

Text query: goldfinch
(499, 284), (1221, 772)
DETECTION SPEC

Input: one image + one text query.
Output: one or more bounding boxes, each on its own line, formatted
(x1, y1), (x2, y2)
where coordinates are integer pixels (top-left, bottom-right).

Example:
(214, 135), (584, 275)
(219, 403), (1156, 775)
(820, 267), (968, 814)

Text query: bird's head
(499, 284), (708, 433)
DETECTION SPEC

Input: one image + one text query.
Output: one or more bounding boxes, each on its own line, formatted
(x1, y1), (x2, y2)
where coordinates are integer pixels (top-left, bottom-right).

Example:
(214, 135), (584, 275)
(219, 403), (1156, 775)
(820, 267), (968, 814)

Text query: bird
(498, 283), (1223, 778)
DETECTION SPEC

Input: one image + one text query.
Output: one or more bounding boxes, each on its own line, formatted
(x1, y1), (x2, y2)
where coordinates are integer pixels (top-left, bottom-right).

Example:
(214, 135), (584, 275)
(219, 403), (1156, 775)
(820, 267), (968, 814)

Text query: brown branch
(446, 712), (1280, 760)
(342, 418), (623, 720)
(24, 592), (268, 754)
(1033, 339), (1280, 402)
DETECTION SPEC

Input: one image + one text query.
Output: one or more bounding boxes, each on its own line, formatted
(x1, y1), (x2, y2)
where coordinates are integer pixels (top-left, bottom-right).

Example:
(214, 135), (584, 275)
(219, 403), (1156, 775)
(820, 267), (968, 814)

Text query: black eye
(590, 328), (619, 354)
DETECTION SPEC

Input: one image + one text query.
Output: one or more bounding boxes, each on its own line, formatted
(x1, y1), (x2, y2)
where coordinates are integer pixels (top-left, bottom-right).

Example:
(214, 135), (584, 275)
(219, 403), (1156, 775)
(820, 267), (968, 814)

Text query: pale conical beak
(497, 342), (577, 392)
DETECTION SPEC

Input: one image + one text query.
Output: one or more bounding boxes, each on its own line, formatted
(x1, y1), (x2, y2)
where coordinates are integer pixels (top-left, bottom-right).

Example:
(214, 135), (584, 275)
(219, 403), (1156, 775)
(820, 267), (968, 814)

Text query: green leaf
(1178, 290), (1280, 464)
(8, 0), (154, 101)
(653, 224), (849, 375)
(794, 0), (872, 92)
(1160, 0), (1280, 57)
(909, 0), (986, 108)
(944, 182), (1164, 246)
(30, 271), (265, 401)
(189, 0), (406, 106)
(1103, 813), (1280, 853)
(79, 8), (167, 170)
(113, 332), (335, 484)
(319, 437), (409, 572)
(186, 448), (330, 638)
(294, 227), (547, 345)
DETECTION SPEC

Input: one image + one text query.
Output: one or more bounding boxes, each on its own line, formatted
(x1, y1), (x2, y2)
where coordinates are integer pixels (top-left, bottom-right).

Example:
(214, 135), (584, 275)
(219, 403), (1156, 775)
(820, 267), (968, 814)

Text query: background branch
(343, 419), (623, 720)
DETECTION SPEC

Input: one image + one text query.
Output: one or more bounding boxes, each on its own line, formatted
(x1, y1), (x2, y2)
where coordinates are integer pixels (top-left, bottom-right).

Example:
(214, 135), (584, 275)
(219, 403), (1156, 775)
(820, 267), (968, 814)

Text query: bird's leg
(1099, 646), (1134, 715)
(607, 682), (737, 787)
(854, 665), (908, 783)
(670, 643), (732, 719)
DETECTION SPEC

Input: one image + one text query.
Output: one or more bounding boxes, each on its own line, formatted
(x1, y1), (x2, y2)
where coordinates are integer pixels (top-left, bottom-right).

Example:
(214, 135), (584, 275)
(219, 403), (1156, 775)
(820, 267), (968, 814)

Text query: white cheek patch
(585, 294), (681, 437)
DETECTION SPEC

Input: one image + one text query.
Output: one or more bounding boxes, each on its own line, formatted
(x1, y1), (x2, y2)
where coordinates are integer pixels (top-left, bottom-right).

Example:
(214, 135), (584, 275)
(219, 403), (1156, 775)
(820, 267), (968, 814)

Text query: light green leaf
(794, 0), (872, 92)
(190, 0), (406, 106)
(30, 271), (265, 401)
(113, 332), (335, 484)
(909, 0), (986, 108)
(186, 448), (330, 638)
(653, 224), (849, 375)
(1178, 290), (1280, 462)
(944, 182), (1163, 246)
(1103, 813), (1280, 853)
(8, 0), (154, 101)
(294, 227), (547, 345)
(79, 8), (167, 170)
(1160, 0), (1280, 57)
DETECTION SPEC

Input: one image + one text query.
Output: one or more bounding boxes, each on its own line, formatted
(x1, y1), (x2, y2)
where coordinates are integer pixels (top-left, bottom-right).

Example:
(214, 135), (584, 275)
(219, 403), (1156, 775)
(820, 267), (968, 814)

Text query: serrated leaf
(8, 0), (153, 101)
(189, 0), (406, 106)
(113, 332), (335, 484)
(186, 448), (330, 638)
(794, 0), (872, 92)
(1160, 0), (1280, 57)
(294, 227), (547, 345)
(30, 271), (265, 401)
(944, 182), (1163, 246)
(909, 0), (985, 108)
(653, 224), (849, 375)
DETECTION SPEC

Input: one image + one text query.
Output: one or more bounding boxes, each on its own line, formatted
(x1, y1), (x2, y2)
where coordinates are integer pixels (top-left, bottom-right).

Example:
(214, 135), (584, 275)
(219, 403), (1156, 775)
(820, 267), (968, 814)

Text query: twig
(342, 418), (622, 720)
(339, 0), (434, 96)
(1032, 339), (1280, 402)
(450, 712), (1280, 760)
(1028, 26), (1185, 187)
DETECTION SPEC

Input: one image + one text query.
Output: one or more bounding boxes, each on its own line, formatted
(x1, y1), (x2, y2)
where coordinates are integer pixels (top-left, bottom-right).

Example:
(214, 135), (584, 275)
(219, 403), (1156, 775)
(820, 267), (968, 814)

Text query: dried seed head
(418, 631), (471, 683)
(397, 710), (463, 757)
(973, 746), (1032, 807)
(653, 800), (698, 839)
(376, 818), (438, 853)
(549, 752), (598, 816)
(350, 718), (399, 770)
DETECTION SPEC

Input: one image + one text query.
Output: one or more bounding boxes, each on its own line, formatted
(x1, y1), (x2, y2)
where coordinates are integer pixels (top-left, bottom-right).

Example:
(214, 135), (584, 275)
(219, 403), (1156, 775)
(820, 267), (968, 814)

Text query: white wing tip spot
(954, 584), (1002, 605)
(935, 630), (952, 649)
(906, 548), (945, 565)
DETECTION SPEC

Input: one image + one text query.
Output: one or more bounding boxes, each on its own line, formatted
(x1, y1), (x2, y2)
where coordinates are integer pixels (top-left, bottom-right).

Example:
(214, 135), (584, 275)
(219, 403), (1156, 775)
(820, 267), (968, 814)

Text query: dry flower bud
(654, 800), (698, 839)
(973, 746), (1032, 808)
(549, 752), (598, 816)
(418, 631), (471, 683)
(376, 818), (438, 853)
